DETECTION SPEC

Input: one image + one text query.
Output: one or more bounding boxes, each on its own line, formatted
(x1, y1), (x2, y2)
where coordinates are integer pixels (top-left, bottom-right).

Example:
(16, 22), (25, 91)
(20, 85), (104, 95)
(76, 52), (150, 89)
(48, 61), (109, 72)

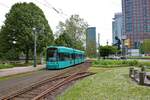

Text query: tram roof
(47, 46), (84, 54)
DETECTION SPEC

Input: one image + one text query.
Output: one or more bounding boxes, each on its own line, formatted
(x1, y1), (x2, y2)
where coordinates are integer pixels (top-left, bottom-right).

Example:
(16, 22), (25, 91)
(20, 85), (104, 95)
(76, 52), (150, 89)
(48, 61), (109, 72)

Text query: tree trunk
(40, 51), (43, 64)
(25, 48), (29, 64)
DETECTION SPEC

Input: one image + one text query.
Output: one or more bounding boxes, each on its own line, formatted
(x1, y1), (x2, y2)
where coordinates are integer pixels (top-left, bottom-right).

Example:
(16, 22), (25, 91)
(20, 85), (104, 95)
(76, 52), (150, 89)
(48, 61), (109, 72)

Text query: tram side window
(82, 54), (84, 59)
(79, 54), (82, 59)
(59, 53), (71, 61)
(64, 53), (70, 60)
(47, 50), (57, 62)
(79, 54), (81, 59)
(78, 54), (80, 59)
(77, 54), (79, 59)
(59, 53), (65, 61)
(83, 54), (85, 59)
(75, 54), (79, 59)
(72, 53), (75, 59)
(75, 54), (77, 59)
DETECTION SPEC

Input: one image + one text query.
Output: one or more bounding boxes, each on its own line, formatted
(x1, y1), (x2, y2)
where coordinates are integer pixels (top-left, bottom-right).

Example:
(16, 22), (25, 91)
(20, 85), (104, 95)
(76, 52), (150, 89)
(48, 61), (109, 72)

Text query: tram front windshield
(47, 48), (57, 62)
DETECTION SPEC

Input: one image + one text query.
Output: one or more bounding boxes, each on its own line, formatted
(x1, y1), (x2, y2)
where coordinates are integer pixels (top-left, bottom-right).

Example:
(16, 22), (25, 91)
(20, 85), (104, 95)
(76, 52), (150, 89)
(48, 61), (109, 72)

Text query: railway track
(1, 61), (92, 100)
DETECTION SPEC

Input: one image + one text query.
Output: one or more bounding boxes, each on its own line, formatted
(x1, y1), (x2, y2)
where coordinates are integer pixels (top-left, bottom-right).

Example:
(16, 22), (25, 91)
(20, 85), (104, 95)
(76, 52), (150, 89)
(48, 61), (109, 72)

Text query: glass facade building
(122, 0), (150, 48)
(86, 27), (96, 57)
(112, 13), (123, 45)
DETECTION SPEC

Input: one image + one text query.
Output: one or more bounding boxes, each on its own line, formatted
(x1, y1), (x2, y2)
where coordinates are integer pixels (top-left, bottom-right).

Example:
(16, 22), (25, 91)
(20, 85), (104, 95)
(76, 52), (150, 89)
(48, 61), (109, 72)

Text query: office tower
(112, 13), (123, 45)
(86, 27), (96, 57)
(122, 0), (150, 48)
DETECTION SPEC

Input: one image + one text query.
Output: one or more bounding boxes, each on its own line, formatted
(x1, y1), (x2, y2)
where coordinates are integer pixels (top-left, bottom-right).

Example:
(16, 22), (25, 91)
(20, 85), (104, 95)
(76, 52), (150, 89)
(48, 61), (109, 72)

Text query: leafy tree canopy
(98, 45), (118, 58)
(55, 32), (73, 47)
(140, 39), (150, 54)
(0, 2), (54, 62)
(55, 14), (88, 50)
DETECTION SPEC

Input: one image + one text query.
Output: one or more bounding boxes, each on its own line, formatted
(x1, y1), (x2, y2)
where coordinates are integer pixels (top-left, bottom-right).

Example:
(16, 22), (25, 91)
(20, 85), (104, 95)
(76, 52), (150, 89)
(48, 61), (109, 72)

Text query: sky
(0, 0), (122, 45)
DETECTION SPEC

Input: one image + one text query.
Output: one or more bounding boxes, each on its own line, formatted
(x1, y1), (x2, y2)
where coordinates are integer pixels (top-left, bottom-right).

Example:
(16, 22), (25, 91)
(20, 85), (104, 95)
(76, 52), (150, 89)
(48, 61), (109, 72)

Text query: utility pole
(33, 28), (37, 67)
(98, 33), (100, 46)
(98, 33), (100, 59)
(122, 34), (127, 57)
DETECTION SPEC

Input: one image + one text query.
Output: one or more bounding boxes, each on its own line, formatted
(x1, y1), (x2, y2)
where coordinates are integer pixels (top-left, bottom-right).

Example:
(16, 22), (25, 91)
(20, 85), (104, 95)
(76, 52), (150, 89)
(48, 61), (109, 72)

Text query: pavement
(0, 64), (45, 77)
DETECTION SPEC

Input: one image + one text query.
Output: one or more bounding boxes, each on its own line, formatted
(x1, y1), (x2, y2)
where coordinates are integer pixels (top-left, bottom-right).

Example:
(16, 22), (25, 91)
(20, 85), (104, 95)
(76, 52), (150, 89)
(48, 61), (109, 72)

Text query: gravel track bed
(0, 61), (92, 99)
(0, 68), (71, 97)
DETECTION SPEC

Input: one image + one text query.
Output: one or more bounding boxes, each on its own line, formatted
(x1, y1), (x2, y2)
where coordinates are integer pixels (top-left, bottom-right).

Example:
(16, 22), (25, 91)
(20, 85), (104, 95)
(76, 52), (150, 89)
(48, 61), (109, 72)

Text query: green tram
(46, 46), (85, 69)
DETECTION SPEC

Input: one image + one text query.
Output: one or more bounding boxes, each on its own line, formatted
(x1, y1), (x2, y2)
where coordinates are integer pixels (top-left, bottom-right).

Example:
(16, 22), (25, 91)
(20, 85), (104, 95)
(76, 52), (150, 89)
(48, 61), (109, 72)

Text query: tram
(46, 46), (85, 69)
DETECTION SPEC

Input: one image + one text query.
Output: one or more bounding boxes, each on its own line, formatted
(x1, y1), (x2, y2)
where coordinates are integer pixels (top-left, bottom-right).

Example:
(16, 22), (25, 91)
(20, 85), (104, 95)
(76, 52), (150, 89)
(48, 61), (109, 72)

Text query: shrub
(122, 60), (128, 65)
(92, 60), (139, 68)
(127, 60), (138, 66)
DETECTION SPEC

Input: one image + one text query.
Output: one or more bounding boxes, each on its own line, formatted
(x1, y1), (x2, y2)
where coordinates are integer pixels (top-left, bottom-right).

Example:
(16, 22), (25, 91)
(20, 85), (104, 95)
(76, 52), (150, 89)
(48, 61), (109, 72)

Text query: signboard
(124, 39), (131, 48)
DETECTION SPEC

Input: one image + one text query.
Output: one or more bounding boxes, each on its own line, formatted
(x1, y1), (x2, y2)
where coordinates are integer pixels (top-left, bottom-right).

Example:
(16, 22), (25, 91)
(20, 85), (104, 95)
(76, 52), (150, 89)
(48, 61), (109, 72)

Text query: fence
(129, 67), (150, 86)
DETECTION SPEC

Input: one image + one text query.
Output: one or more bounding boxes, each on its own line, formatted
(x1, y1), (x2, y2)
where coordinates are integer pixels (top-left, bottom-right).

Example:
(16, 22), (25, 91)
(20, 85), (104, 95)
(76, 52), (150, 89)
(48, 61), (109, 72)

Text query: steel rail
(32, 72), (94, 100)
(1, 65), (80, 100)
(1, 61), (91, 100)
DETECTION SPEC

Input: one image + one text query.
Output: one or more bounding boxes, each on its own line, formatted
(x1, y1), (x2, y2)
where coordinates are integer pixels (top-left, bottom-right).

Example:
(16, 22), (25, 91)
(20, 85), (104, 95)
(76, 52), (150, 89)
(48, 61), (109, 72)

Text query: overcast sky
(0, 0), (121, 45)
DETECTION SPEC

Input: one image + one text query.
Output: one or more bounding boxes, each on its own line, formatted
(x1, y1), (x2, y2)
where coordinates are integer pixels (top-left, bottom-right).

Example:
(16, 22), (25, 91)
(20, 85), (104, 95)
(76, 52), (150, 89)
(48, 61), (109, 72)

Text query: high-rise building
(86, 27), (96, 57)
(112, 13), (123, 45)
(122, 0), (150, 49)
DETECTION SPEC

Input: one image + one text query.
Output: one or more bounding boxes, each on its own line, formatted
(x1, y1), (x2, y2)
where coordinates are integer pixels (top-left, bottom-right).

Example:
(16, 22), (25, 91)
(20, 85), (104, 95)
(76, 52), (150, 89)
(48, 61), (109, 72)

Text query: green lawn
(0, 63), (14, 69)
(57, 67), (150, 100)
(0, 62), (41, 69)
(0, 63), (32, 69)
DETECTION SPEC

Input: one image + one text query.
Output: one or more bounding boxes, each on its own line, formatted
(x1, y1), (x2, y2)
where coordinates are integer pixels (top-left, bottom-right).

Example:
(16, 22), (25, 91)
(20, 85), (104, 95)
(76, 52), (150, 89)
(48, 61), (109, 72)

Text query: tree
(98, 46), (118, 59)
(0, 2), (53, 63)
(56, 14), (88, 50)
(114, 36), (121, 50)
(55, 32), (73, 47)
(139, 43), (144, 54)
(141, 39), (150, 54)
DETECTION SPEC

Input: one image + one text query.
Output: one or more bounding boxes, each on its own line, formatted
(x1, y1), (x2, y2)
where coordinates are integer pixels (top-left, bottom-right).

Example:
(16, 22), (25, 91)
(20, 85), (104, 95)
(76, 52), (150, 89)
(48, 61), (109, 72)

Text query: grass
(145, 69), (150, 72)
(0, 63), (14, 69)
(139, 61), (150, 67)
(0, 60), (44, 69)
(0, 63), (33, 69)
(57, 67), (150, 100)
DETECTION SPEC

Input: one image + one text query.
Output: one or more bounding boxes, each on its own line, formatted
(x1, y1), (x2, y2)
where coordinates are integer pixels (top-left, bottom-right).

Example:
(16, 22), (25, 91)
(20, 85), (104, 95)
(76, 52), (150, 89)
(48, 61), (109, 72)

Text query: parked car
(113, 56), (121, 60)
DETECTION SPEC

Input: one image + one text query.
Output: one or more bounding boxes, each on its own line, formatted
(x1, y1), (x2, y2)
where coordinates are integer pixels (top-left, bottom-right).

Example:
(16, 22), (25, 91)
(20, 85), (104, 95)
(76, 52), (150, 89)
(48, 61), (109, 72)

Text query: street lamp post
(33, 28), (37, 67)
(122, 34), (127, 57)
